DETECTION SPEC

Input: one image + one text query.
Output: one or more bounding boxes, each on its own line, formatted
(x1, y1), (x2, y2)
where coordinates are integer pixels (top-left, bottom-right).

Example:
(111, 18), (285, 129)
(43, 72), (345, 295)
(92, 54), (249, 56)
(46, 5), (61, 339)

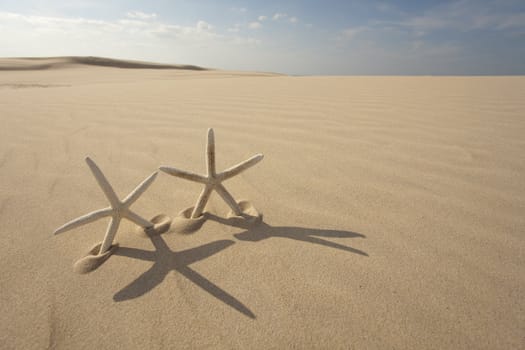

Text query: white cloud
(341, 27), (366, 39)
(150, 20), (216, 41)
(126, 11), (157, 20)
(272, 13), (298, 24)
(248, 21), (261, 29)
(227, 24), (241, 33)
(232, 36), (261, 46)
(375, 3), (393, 13)
(384, 0), (525, 35)
(0, 11), (109, 27)
(231, 7), (247, 13)
(0, 11), (262, 65)
(497, 13), (525, 30)
(273, 13), (287, 20)
(258, 15), (267, 21)
(406, 39), (459, 55)
(196, 20), (212, 31)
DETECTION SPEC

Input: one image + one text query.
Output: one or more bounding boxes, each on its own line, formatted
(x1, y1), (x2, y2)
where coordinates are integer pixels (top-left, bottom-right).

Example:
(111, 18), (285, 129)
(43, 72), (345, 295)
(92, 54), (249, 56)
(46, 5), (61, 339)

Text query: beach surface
(1, 57), (524, 349)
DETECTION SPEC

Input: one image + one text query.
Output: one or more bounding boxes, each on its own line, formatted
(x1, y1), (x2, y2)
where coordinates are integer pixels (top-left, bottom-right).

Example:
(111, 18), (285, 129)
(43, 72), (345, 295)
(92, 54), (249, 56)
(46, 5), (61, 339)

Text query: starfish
(160, 128), (263, 219)
(54, 157), (158, 255)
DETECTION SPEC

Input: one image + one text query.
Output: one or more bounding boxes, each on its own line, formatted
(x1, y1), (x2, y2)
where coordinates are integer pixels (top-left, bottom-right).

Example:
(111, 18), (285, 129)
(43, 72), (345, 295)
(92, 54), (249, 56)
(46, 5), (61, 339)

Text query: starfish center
(113, 204), (124, 216)
(207, 176), (220, 185)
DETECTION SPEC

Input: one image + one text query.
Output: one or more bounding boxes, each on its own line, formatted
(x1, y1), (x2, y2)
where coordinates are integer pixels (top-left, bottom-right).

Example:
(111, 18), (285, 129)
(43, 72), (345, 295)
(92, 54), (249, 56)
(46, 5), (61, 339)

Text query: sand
(0, 57), (523, 349)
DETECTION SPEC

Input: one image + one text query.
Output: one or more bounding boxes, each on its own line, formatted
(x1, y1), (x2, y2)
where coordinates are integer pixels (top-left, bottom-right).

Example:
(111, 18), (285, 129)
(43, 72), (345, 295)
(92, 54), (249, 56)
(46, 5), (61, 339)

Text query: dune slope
(0, 56), (207, 71)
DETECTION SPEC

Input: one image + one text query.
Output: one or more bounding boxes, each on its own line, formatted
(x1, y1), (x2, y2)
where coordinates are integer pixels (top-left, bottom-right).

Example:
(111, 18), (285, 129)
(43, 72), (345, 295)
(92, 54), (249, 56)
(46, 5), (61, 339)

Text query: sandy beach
(0, 57), (524, 349)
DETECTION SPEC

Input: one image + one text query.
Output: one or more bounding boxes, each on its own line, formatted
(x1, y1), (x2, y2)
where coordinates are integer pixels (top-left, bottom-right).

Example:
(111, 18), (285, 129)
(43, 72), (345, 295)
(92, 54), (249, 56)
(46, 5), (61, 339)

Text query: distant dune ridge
(0, 56), (208, 71)
(0, 58), (524, 349)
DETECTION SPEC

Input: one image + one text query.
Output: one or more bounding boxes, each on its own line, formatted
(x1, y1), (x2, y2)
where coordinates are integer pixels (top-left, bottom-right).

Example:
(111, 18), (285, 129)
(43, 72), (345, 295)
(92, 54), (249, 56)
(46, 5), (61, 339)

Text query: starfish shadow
(205, 214), (368, 256)
(113, 233), (255, 318)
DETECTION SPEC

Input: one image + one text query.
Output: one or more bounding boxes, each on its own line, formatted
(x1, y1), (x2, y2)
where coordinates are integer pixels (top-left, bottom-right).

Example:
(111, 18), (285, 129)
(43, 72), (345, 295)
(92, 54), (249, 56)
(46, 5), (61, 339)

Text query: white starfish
(160, 128), (263, 219)
(54, 157), (158, 254)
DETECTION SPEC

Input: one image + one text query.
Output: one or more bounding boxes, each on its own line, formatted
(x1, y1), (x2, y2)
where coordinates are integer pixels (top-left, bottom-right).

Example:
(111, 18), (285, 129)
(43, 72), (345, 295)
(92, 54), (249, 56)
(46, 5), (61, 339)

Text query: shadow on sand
(205, 213), (368, 256)
(113, 215), (367, 319)
(113, 233), (255, 319)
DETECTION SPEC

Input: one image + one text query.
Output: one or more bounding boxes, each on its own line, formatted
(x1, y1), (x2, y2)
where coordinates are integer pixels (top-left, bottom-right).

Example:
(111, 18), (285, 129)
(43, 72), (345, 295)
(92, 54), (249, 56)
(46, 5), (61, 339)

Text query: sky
(0, 0), (524, 75)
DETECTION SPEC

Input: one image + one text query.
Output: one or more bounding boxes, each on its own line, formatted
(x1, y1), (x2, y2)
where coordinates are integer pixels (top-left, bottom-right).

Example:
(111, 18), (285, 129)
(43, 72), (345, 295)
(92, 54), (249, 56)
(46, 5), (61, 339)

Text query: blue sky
(1, 0), (524, 75)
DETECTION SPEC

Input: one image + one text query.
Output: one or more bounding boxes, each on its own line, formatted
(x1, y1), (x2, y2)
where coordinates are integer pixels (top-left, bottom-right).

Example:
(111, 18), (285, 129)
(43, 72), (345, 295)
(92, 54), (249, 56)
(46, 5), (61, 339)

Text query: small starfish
(160, 128), (263, 219)
(54, 157), (158, 254)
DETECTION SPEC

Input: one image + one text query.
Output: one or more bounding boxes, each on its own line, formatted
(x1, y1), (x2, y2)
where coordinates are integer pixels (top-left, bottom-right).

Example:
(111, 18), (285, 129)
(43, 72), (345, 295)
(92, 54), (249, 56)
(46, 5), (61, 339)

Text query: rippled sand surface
(1, 58), (524, 349)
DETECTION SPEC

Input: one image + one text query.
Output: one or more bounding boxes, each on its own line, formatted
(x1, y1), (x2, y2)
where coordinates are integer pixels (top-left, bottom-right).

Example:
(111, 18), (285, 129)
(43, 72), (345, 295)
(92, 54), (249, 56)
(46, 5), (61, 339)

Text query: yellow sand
(0, 57), (523, 349)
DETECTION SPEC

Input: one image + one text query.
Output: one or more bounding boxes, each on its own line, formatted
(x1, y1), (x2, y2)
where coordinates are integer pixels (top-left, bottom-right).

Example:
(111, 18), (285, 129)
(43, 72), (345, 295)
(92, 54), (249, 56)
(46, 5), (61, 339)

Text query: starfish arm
(85, 157), (120, 208)
(191, 185), (213, 218)
(123, 171), (158, 206)
(53, 207), (112, 235)
(215, 184), (242, 215)
(99, 216), (121, 254)
(218, 154), (264, 181)
(124, 209), (153, 228)
(159, 166), (208, 184)
(206, 128), (216, 177)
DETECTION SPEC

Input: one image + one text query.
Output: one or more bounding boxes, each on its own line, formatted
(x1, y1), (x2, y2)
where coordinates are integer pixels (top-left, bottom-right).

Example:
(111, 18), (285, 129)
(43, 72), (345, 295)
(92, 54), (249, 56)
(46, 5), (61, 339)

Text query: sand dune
(0, 58), (524, 349)
(0, 56), (207, 71)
